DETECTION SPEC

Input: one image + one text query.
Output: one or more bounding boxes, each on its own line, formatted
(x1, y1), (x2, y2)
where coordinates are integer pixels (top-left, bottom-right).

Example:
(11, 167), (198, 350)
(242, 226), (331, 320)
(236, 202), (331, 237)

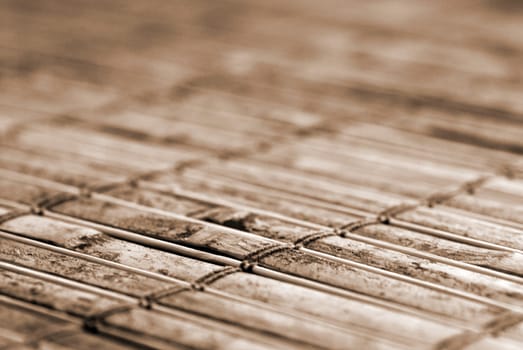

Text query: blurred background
(1, 0), (523, 131)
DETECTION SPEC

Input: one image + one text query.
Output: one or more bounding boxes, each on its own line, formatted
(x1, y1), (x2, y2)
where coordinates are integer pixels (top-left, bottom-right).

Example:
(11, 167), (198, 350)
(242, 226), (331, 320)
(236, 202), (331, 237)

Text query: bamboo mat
(1, 1), (523, 349)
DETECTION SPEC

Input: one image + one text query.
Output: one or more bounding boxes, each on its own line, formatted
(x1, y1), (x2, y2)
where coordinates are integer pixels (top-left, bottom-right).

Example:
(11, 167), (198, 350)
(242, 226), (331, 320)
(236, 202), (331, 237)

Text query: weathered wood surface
(1, 0), (523, 349)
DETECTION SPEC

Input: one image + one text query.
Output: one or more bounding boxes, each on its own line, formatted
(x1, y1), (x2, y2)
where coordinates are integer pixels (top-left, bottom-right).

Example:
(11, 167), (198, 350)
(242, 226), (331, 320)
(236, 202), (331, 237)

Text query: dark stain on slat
(430, 126), (523, 154)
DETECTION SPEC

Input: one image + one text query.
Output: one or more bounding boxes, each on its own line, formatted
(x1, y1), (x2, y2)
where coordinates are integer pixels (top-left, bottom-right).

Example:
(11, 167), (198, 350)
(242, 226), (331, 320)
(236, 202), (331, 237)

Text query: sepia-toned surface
(1, 0), (523, 349)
